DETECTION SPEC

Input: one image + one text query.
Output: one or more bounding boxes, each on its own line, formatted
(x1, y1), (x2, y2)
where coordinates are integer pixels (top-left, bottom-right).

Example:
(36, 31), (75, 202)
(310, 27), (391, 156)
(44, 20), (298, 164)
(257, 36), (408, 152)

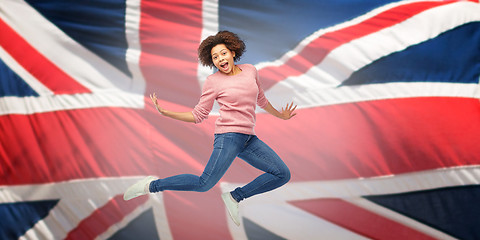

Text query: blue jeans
(149, 132), (291, 202)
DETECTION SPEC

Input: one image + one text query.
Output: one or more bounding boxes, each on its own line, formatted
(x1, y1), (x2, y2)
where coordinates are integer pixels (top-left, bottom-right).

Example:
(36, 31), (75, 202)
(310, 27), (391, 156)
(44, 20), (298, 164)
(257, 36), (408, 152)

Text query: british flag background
(1, 0), (480, 239)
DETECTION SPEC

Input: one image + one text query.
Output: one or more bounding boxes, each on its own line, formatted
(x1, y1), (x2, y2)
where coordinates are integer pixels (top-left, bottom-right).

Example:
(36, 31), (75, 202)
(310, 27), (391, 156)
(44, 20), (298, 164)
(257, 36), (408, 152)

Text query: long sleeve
(255, 68), (269, 109)
(192, 78), (216, 123)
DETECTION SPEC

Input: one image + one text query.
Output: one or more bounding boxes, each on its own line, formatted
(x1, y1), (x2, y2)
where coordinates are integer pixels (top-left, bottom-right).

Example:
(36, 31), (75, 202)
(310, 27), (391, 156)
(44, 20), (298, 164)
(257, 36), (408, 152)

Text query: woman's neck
(227, 65), (242, 76)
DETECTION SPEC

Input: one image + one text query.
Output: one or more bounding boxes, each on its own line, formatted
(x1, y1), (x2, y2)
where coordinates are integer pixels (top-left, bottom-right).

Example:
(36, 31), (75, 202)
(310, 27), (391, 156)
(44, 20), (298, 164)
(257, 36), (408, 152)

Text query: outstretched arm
(263, 101), (297, 120)
(150, 93), (195, 123)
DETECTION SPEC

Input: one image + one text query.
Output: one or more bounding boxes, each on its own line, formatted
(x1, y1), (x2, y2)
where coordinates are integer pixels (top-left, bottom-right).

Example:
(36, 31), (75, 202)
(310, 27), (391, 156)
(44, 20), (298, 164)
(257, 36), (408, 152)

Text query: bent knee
(282, 168), (291, 184)
(196, 180), (216, 192)
(277, 167), (291, 185)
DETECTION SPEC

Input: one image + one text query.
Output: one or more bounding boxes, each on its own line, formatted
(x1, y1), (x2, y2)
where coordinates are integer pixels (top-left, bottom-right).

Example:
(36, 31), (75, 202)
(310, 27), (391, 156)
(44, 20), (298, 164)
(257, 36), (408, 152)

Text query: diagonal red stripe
(291, 198), (438, 240)
(0, 18), (90, 94)
(258, 0), (470, 90)
(65, 194), (148, 240)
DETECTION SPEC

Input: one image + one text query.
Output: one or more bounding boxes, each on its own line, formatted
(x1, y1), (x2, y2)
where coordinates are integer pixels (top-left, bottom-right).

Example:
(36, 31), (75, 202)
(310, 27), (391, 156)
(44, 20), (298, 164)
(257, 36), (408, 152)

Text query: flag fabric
(1, 0), (480, 239)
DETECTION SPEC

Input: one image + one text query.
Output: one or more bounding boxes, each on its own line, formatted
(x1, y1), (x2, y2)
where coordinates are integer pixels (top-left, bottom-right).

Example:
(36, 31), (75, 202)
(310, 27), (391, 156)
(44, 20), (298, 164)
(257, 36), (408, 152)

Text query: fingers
(150, 92), (166, 114)
(283, 101), (297, 119)
(291, 104), (297, 112)
(150, 92), (162, 114)
(150, 92), (157, 104)
(285, 102), (297, 112)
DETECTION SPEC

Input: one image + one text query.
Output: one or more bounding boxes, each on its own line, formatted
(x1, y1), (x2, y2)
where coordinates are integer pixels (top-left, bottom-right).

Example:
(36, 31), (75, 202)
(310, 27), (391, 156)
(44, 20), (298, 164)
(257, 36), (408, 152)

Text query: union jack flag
(1, 0), (479, 239)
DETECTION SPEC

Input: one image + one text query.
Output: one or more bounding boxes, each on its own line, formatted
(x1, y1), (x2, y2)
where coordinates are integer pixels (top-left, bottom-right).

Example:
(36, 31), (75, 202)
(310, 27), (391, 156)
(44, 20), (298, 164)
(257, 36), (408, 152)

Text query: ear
(232, 51), (236, 58)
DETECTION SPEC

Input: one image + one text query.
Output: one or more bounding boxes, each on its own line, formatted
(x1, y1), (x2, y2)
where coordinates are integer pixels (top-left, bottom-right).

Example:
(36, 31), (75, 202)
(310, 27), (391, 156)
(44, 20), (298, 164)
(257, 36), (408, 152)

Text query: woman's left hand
(279, 102), (297, 120)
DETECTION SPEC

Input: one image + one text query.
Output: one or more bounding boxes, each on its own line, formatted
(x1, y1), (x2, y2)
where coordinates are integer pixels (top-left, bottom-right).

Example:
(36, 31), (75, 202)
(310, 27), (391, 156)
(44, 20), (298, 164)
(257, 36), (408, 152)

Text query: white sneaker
(221, 192), (240, 226)
(123, 176), (156, 201)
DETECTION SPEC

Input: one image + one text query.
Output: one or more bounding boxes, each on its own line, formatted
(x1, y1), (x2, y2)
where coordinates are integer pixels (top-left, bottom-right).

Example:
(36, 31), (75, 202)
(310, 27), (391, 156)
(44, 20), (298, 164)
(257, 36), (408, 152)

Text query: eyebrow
(211, 48), (228, 56)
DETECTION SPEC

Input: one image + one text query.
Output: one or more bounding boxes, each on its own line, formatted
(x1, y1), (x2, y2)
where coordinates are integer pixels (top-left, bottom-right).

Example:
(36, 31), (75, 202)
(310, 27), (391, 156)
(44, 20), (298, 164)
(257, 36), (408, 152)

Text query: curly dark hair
(198, 31), (246, 68)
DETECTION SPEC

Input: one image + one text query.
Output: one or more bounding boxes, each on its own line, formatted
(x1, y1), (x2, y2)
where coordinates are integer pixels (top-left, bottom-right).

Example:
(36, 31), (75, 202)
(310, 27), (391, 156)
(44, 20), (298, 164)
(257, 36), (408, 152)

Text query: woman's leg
(231, 136), (291, 202)
(149, 133), (247, 193)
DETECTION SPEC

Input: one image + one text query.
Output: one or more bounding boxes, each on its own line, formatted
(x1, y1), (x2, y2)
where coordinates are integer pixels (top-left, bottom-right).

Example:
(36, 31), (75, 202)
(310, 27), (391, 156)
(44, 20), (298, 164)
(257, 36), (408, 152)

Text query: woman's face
(211, 44), (236, 75)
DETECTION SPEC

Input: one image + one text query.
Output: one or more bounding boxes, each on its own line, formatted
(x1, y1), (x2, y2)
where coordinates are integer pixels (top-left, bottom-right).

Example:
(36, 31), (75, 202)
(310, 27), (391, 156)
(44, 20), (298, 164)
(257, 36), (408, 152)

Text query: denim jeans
(149, 132), (291, 202)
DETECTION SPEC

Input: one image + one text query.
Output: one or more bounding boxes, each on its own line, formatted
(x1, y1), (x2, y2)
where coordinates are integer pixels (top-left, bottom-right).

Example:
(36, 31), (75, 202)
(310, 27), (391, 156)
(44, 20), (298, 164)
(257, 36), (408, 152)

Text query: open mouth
(220, 62), (229, 71)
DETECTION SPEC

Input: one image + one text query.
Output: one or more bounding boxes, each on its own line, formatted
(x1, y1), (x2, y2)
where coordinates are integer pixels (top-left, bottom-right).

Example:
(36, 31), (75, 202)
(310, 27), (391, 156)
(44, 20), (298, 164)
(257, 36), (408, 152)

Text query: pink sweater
(192, 64), (269, 135)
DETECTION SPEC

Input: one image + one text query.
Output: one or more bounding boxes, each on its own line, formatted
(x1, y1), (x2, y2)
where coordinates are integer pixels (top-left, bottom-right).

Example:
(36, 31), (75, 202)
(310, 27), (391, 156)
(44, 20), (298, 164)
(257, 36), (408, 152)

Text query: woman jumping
(123, 31), (297, 226)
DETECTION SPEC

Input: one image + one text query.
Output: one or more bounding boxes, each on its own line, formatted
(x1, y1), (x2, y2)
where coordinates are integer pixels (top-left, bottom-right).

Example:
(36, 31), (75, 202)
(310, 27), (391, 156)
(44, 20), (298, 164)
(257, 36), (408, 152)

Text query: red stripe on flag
(0, 106), (172, 185)
(138, 1), (233, 236)
(1, 97), (479, 185)
(255, 97), (480, 181)
(65, 194), (148, 240)
(139, 0), (203, 108)
(258, 0), (468, 90)
(0, 19), (90, 94)
(163, 190), (232, 240)
(290, 198), (437, 240)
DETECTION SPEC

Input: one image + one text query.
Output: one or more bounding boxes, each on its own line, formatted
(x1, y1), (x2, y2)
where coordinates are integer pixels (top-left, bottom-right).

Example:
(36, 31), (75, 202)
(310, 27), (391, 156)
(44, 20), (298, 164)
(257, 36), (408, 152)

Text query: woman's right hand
(150, 92), (166, 115)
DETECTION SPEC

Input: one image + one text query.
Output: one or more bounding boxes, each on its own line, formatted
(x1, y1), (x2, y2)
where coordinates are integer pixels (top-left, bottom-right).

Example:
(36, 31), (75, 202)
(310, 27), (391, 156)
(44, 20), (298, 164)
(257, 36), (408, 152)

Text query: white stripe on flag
(265, 82), (480, 110)
(0, 92), (144, 115)
(197, 0), (219, 87)
(224, 165), (480, 201)
(125, 0), (147, 95)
